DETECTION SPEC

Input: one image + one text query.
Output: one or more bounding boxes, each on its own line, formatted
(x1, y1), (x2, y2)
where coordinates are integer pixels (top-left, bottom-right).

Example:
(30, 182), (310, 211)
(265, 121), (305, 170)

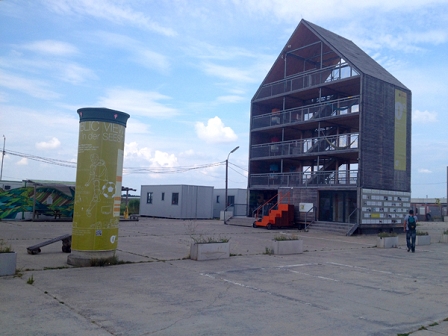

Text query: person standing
(403, 209), (417, 252)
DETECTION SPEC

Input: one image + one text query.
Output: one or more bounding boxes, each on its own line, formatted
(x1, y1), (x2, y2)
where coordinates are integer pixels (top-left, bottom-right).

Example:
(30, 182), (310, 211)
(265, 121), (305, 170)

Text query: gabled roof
(303, 20), (408, 90)
(257, 20), (408, 93)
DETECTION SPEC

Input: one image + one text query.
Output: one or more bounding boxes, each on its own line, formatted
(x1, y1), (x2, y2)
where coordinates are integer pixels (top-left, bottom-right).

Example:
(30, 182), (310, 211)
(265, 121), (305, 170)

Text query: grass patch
(428, 322), (438, 327)
(191, 235), (229, 244)
(273, 234), (299, 241)
(89, 255), (124, 267)
(27, 275), (34, 285)
(0, 239), (13, 253)
(416, 230), (428, 236)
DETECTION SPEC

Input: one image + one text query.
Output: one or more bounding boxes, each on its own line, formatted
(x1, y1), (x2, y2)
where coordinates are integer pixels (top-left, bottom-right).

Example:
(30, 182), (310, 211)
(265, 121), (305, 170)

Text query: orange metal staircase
(254, 203), (295, 230)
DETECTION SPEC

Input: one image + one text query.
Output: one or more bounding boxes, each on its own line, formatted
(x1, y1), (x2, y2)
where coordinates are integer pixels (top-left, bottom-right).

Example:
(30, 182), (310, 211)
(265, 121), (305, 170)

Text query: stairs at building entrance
(255, 204), (295, 229)
(307, 221), (354, 235)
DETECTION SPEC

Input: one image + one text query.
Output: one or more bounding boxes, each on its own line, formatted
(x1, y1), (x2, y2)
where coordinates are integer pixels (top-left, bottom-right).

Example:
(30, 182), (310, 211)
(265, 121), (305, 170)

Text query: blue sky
(0, 0), (447, 198)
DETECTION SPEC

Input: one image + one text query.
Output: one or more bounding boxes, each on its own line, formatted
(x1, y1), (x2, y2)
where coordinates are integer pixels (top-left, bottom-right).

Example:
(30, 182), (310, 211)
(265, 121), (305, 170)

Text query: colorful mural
(0, 186), (75, 220)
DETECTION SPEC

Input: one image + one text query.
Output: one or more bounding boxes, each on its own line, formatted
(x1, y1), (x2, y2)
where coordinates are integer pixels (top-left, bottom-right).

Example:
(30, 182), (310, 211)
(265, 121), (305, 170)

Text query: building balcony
(251, 96), (359, 130)
(251, 133), (359, 159)
(249, 170), (358, 188)
(253, 63), (360, 102)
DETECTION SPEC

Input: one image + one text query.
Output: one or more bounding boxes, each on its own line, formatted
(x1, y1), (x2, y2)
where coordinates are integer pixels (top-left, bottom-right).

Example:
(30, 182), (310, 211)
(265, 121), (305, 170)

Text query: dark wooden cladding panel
(360, 75), (411, 192)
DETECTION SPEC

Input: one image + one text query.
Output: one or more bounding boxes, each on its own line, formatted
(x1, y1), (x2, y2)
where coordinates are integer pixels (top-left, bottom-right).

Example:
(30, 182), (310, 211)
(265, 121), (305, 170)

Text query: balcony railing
(254, 63), (359, 101)
(251, 133), (359, 159)
(250, 170), (358, 188)
(252, 96), (359, 130)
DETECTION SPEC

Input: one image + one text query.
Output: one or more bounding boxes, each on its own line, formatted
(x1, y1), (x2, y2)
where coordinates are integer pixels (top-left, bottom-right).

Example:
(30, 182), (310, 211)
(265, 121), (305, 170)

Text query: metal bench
(34, 210), (62, 219)
(27, 234), (72, 255)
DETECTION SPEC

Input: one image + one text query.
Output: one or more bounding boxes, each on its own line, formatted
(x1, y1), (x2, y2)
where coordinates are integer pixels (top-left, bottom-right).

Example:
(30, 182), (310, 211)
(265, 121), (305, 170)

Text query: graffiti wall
(0, 186), (74, 220)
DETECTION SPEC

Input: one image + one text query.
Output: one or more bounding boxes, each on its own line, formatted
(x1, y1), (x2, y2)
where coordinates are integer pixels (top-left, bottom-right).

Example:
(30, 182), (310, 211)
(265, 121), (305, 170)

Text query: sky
(0, 0), (447, 198)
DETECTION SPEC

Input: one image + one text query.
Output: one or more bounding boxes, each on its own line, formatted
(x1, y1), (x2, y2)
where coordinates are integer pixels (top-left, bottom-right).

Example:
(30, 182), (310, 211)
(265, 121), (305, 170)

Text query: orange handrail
(252, 191), (291, 220)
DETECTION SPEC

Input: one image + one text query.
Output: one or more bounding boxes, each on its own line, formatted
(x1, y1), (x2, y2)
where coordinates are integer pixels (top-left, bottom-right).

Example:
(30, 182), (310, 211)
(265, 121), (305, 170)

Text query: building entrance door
(319, 191), (356, 223)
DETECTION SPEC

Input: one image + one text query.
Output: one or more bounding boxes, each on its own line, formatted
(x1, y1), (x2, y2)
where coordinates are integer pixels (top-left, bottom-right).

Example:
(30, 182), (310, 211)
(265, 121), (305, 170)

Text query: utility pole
(0, 135), (5, 181)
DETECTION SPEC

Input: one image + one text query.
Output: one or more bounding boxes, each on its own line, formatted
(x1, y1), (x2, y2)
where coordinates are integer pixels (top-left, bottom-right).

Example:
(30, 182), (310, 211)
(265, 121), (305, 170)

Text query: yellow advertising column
(68, 108), (130, 266)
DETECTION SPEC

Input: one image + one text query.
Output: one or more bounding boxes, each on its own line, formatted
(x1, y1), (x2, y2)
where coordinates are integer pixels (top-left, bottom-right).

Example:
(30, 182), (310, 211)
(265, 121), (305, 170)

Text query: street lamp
(224, 146), (239, 224)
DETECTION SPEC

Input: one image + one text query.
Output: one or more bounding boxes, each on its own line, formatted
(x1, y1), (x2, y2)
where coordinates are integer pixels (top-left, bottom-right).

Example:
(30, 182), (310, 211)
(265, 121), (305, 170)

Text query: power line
(4, 150), (231, 175)
(229, 161), (248, 173)
(228, 165), (248, 178)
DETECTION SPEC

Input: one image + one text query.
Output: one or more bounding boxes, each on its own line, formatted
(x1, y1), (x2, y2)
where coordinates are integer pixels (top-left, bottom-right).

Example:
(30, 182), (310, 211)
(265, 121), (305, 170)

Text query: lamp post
(224, 146), (239, 224)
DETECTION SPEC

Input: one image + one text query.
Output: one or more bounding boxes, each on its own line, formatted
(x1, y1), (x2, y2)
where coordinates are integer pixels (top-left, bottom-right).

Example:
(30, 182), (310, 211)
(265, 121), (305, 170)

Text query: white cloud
(60, 63), (97, 85)
(202, 63), (256, 83)
(0, 70), (60, 100)
(123, 142), (179, 178)
(233, 0), (448, 23)
(125, 142), (152, 161)
(0, 91), (8, 103)
(45, 0), (177, 36)
(124, 142), (178, 167)
(418, 168), (432, 174)
(413, 110), (438, 123)
(36, 137), (61, 150)
(152, 150), (178, 168)
(133, 49), (170, 73)
(216, 95), (245, 103)
(91, 31), (170, 73)
(0, 55), (96, 86)
(195, 116), (238, 143)
(183, 40), (254, 60)
(97, 88), (179, 118)
(126, 120), (151, 134)
(21, 40), (78, 56)
(17, 158), (28, 165)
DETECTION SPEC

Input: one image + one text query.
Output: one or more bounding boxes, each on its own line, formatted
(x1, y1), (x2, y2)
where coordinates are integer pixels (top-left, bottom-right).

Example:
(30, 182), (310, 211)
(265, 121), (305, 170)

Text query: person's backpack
(408, 216), (416, 230)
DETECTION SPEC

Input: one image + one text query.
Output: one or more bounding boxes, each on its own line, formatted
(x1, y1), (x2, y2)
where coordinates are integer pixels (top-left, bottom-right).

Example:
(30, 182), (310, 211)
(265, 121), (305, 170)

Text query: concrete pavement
(1, 218), (448, 336)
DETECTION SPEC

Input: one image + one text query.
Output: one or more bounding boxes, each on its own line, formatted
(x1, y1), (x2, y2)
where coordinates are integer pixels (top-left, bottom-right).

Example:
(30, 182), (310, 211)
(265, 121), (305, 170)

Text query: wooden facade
(248, 20), (412, 234)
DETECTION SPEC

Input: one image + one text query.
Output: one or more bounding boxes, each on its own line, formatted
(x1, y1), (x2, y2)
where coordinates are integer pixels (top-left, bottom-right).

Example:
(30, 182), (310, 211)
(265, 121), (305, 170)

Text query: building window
(147, 192), (153, 204)
(216, 195), (220, 203)
(161, 192), (165, 201)
(172, 192), (179, 205)
(227, 195), (235, 207)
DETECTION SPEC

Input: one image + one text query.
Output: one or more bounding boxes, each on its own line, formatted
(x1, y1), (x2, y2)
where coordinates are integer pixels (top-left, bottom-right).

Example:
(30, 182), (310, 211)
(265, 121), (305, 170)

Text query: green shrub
(128, 199), (140, 214)
(0, 239), (13, 253)
(378, 232), (397, 238)
(191, 235), (229, 244)
(416, 230), (428, 236)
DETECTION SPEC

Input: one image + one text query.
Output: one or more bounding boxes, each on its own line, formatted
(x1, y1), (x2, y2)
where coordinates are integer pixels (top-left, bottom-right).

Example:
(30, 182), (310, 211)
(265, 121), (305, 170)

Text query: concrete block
(190, 242), (230, 261)
(0, 252), (17, 276)
(416, 235), (431, 246)
(377, 236), (398, 248)
(272, 240), (303, 255)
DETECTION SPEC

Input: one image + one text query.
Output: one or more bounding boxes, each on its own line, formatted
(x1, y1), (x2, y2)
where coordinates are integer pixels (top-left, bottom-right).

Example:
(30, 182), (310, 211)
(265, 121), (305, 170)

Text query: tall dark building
(248, 20), (412, 234)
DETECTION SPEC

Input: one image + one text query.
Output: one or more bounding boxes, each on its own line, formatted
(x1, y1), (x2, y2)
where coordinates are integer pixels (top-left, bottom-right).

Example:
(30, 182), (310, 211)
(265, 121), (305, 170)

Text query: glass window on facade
(147, 192), (153, 204)
(161, 192), (165, 201)
(227, 195), (235, 207)
(172, 192), (179, 205)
